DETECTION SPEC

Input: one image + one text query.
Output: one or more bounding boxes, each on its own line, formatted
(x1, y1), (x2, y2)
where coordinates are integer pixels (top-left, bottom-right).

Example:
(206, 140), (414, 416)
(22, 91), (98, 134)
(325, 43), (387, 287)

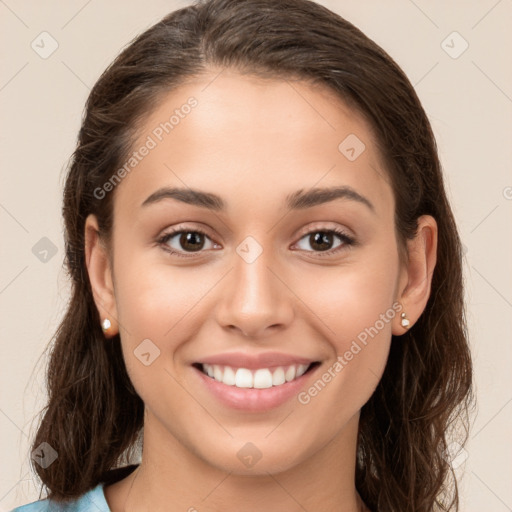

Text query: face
(87, 68), (417, 475)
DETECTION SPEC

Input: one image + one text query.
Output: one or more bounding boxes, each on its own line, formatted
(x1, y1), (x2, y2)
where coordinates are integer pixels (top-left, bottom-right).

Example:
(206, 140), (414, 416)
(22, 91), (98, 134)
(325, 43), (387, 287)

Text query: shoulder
(10, 483), (110, 512)
(10, 464), (139, 512)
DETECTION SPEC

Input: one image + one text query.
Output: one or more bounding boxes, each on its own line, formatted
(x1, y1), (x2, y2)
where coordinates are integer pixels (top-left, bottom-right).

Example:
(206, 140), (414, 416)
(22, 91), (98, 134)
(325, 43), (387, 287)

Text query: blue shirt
(10, 464), (139, 512)
(10, 483), (110, 512)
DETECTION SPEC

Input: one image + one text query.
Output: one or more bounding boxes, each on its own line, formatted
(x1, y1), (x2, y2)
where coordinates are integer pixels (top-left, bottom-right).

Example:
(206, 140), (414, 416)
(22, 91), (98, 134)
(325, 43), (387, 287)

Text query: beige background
(1, 0), (511, 510)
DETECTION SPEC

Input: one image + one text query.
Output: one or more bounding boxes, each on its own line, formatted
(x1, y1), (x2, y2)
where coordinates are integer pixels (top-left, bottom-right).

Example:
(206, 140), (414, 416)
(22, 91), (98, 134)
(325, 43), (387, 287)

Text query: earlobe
(84, 214), (119, 338)
(393, 215), (438, 336)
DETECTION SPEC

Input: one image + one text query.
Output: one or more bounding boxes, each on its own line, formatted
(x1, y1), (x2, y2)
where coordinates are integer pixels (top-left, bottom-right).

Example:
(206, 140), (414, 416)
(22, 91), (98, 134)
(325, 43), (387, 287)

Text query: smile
(199, 362), (317, 388)
(191, 351), (322, 411)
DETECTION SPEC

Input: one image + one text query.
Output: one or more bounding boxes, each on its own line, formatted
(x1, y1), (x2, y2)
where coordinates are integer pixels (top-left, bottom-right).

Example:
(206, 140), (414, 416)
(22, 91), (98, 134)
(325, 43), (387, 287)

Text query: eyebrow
(141, 185), (375, 213)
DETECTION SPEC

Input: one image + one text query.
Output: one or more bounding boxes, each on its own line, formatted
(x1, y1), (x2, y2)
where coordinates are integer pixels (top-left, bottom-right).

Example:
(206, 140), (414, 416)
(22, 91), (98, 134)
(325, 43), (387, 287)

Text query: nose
(215, 244), (294, 339)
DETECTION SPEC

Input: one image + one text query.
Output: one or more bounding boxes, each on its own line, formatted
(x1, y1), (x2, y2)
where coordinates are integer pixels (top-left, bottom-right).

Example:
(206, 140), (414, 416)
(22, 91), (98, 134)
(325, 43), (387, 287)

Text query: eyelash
(157, 226), (356, 259)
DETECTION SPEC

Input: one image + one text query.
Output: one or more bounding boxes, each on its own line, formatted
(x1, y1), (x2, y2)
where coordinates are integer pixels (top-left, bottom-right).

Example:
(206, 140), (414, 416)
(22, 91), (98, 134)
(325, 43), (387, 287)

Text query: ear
(393, 214), (438, 335)
(84, 213), (119, 338)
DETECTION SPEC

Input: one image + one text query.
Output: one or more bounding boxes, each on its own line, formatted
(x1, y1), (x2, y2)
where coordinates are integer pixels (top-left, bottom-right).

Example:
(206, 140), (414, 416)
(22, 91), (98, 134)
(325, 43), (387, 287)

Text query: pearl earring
(101, 318), (111, 332)
(400, 312), (410, 329)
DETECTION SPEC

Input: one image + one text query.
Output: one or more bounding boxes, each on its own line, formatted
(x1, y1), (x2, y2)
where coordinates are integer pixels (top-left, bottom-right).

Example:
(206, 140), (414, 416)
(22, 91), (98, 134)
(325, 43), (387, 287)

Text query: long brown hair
(28, 0), (474, 510)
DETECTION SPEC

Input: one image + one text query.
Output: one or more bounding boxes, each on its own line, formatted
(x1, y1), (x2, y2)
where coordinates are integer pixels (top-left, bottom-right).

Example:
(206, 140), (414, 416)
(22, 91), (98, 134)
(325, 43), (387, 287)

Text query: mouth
(192, 361), (321, 389)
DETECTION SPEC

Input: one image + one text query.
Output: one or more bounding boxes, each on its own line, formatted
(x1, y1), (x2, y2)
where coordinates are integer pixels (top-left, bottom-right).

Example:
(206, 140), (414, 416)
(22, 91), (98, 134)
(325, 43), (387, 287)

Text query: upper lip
(196, 351), (317, 370)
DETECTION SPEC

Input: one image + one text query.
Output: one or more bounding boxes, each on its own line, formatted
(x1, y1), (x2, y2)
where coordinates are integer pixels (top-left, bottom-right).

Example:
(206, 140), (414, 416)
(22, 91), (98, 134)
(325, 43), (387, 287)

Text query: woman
(13, 0), (474, 510)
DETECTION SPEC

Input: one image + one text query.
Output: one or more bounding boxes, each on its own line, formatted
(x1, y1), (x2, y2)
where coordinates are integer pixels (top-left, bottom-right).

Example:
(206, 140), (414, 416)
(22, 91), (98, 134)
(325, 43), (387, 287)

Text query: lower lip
(193, 365), (319, 412)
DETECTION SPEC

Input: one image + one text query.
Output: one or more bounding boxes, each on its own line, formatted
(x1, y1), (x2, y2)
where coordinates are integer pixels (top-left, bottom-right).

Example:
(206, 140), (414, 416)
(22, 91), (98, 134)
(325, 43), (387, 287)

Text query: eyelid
(158, 223), (216, 240)
(293, 221), (355, 241)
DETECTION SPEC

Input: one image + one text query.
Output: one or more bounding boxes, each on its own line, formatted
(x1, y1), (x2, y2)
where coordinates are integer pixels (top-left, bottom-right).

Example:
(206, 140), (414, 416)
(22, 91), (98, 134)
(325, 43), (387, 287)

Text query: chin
(195, 436), (316, 476)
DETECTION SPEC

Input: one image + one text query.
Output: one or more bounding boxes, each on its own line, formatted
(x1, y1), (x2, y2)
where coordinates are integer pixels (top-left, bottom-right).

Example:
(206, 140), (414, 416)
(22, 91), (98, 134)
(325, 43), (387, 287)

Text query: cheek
(115, 247), (202, 335)
(291, 294), (396, 441)
(292, 248), (398, 406)
(112, 251), (205, 384)
(298, 246), (399, 342)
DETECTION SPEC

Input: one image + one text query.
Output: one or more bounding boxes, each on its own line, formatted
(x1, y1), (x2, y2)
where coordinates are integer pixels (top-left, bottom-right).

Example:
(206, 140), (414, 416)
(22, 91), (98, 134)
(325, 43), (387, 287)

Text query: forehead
(113, 69), (393, 218)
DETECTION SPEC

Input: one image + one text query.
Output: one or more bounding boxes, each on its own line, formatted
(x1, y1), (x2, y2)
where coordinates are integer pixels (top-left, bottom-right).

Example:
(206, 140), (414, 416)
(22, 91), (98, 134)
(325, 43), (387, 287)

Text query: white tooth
(296, 364), (308, 377)
(253, 369), (273, 389)
(235, 368), (253, 388)
(213, 365), (223, 382)
(285, 365), (296, 382)
(206, 364), (307, 388)
(222, 366), (236, 386)
(272, 367), (286, 386)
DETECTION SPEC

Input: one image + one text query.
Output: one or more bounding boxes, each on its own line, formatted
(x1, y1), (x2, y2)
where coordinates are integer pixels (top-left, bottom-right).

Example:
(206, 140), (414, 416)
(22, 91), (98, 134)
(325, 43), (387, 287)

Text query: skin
(85, 68), (437, 512)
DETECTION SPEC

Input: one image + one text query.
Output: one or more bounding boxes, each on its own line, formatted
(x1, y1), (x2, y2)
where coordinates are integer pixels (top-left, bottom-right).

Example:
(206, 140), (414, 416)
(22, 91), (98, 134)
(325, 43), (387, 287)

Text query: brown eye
(294, 228), (355, 256)
(176, 232), (206, 252)
(308, 232), (336, 251)
(159, 229), (216, 257)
